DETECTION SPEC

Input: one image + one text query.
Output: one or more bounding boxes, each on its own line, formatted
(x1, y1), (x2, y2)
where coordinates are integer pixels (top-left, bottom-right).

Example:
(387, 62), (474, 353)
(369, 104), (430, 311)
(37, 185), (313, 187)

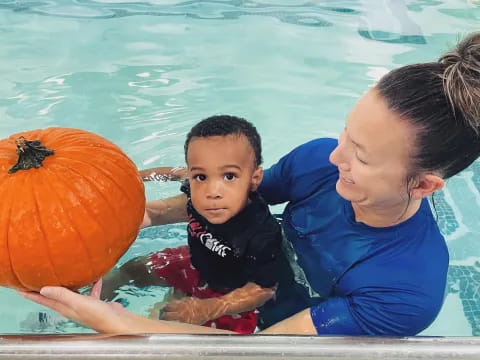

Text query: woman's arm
(143, 194), (189, 227)
(162, 282), (275, 324)
(261, 309), (317, 334)
(18, 282), (314, 335)
(139, 167), (187, 182)
(19, 282), (231, 334)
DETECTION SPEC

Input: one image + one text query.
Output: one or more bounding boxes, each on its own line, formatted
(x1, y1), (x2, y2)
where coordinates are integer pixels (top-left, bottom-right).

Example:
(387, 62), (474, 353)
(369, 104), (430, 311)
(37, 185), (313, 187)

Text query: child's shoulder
(243, 194), (282, 246)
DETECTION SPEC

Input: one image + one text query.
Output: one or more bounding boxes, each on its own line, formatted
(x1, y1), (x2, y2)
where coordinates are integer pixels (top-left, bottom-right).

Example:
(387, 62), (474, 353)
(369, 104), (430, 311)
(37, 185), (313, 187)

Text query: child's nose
(206, 181), (223, 199)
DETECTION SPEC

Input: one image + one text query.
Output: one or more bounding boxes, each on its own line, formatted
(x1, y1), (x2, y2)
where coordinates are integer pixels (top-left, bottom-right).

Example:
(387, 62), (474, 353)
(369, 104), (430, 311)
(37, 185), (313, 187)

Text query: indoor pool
(0, 0), (479, 336)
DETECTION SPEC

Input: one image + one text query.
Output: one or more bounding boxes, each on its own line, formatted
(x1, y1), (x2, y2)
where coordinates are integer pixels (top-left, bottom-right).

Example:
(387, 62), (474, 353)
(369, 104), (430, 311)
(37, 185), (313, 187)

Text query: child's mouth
(205, 208), (227, 215)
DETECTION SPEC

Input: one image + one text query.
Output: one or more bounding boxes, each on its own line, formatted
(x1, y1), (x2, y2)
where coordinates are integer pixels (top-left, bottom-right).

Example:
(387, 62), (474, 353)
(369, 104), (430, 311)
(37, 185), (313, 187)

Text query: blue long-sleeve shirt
(258, 138), (448, 336)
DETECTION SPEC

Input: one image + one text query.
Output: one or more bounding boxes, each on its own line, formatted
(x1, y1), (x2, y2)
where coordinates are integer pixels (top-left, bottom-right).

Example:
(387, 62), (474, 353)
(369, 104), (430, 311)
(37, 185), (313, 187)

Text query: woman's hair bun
(439, 32), (480, 134)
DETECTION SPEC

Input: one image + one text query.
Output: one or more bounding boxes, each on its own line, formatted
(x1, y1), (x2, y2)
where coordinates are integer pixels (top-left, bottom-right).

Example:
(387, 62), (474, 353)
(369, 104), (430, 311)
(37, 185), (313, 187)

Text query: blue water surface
(0, 0), (479, 335)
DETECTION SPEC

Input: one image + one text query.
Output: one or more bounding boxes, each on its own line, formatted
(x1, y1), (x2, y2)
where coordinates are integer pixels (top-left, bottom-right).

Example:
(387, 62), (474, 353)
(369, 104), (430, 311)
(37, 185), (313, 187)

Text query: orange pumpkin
(0, 127), (145, 291)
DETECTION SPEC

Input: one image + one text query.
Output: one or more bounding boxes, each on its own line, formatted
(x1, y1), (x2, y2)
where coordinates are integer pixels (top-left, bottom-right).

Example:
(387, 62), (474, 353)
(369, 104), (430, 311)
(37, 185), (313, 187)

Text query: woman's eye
(224, 173), (237, 181)
(356, 154), (368, 165)
(193, 174), (206, 182)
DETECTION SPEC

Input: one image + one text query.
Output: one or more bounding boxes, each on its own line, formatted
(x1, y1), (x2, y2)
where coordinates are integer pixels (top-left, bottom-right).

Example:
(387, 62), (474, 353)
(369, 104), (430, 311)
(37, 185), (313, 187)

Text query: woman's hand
(18, 279), (132, 334)
(163, 297), (219, 325)
(139, 167), (187, 182)
(140, 209), (152, 229)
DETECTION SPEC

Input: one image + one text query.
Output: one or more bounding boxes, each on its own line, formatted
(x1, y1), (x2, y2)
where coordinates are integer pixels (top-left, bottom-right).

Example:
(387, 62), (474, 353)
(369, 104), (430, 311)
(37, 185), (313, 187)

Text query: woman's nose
(329, 141), (351, 171)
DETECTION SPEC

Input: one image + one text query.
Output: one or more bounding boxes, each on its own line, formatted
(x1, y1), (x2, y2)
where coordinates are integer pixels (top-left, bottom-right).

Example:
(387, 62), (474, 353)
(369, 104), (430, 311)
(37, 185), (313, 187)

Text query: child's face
(186, 134), (262, 224)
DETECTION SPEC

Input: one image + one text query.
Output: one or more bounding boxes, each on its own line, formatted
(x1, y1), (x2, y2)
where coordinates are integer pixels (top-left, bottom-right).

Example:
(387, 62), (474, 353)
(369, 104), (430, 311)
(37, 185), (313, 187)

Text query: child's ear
(250, 167), (263, 191)
(409, 173), (444, 200)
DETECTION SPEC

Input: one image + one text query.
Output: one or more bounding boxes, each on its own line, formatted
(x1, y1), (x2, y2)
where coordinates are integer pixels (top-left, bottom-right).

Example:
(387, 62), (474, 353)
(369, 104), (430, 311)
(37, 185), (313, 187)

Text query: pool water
(0, 0), (479, 335)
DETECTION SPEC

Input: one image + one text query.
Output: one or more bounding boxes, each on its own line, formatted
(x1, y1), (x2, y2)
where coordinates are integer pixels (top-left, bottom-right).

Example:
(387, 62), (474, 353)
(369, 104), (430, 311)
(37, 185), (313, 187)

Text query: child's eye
(224, 173), (237, 181)
(193, 174), (207, 182)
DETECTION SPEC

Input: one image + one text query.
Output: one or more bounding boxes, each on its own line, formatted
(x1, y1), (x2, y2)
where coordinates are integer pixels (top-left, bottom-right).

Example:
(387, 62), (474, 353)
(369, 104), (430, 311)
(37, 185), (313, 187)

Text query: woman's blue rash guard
(257, 138), (449, 336)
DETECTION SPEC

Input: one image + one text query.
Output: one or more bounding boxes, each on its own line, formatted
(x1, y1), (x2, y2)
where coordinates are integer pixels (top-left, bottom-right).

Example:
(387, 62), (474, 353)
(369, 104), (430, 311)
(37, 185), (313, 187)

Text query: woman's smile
(339, 173), (355, 185)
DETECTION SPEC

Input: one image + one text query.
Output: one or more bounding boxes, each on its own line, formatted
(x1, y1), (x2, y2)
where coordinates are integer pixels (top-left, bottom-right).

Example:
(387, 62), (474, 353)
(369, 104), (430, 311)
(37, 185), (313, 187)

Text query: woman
(20, 32), (480, 335)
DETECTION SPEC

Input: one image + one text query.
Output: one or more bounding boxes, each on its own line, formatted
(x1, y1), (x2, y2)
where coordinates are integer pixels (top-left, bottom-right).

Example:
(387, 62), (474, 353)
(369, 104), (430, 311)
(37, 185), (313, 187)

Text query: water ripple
(0, 0), (355, 27)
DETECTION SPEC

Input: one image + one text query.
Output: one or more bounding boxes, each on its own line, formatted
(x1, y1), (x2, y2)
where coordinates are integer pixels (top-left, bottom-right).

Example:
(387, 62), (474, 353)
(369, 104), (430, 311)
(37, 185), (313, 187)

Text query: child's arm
(139, 166), (187, 182)
(216, 282), (275, 315)
(162, 282), (274, 324)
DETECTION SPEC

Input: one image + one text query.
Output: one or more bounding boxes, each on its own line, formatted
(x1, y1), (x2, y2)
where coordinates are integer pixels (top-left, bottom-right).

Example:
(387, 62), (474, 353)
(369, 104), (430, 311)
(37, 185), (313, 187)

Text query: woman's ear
(250, 167), (263, 191)
(410, 173), (445, 200)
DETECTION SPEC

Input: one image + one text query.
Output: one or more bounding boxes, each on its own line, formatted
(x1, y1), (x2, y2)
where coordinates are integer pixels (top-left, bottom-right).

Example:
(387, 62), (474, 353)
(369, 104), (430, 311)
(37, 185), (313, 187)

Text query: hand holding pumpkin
(19, 279), (135, 334)
(19, 280), (235, 335)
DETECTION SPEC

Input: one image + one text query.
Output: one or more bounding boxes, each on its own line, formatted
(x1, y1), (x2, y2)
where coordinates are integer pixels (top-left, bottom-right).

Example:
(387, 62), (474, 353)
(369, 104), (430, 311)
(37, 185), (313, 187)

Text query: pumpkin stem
(8, 137), (54, 173)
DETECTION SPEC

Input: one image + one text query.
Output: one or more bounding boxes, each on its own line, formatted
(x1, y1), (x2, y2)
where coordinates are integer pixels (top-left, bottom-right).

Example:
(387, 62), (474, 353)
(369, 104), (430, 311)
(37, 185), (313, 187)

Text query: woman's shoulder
(276, 137), (338, 176)
(290, 137), (338, 159)
(260, 138), (339, 204)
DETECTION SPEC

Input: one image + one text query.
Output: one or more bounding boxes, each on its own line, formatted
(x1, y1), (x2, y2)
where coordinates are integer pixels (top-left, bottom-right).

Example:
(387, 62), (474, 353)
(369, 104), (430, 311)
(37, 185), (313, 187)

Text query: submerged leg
(101, 255), (169, 301)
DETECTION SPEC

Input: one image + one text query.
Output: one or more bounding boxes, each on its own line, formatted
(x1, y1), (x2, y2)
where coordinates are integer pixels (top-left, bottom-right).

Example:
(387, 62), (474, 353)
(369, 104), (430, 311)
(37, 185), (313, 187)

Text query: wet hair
(376, 32), (480, 181)
(184, 115), (263, 167)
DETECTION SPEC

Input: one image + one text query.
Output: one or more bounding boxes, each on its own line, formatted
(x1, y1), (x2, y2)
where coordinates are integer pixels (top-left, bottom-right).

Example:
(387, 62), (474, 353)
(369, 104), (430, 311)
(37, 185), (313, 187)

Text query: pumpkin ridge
(44, 162), (117, 279)
(83, 154), (145, 238)
(52, 156), (142, 272)
(43, 130), (126, 158)
(7, 173), (47, 290)
(56, 146), (140, 191)
(1, 176), (27, 290)
(54, 153), (142, 218)
(28, 171), (63, 287)
(50, 143), (123, 154)
(41, 166), (96, 285)
(52, 157), (130, 232)
(62, 154), (144, 268)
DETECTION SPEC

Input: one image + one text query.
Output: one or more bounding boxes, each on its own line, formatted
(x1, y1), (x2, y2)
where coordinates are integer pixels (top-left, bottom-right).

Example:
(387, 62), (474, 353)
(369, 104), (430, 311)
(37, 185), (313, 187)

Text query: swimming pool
(0, 0), (479, 336)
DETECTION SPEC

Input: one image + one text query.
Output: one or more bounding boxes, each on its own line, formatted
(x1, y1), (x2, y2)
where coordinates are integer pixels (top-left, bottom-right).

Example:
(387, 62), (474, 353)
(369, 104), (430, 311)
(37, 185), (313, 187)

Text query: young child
(103, 115), (283, 334)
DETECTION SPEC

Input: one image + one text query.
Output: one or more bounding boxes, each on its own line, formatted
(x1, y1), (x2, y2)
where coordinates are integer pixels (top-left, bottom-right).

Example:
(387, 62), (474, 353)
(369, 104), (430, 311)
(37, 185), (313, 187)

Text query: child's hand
(163, 297), (220, 325)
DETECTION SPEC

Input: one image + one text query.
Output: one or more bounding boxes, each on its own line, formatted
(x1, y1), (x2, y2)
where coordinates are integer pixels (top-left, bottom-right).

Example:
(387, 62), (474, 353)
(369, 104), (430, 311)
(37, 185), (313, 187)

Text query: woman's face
(329, 89), (414, 210)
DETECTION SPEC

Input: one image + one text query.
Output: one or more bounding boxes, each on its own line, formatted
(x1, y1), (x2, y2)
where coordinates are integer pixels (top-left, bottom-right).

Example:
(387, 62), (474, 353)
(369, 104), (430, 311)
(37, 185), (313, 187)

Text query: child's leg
(147, 289), (185, 320)
(148, 245), (200, 296)
(101, 254), (169, 300)
(144, 245), (200, 318)
(205, 310), (259, 334)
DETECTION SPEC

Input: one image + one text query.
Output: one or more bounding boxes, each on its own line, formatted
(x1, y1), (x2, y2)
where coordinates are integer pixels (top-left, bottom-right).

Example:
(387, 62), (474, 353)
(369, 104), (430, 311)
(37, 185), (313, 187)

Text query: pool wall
(1, 334), (480, 359)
